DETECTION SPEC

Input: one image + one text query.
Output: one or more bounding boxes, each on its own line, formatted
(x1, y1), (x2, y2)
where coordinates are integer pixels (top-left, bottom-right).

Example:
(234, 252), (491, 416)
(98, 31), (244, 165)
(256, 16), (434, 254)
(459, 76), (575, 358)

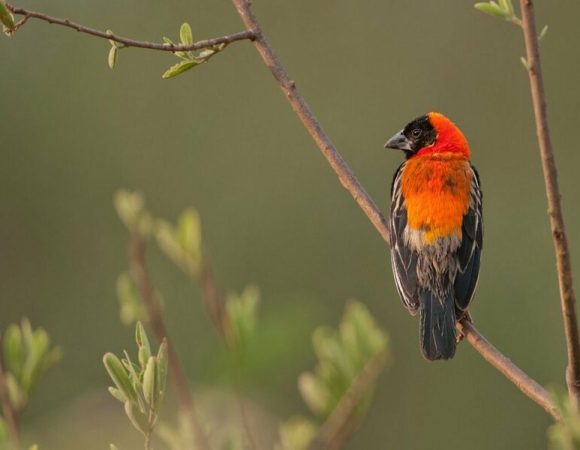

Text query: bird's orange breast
(401, 153), (472, 243)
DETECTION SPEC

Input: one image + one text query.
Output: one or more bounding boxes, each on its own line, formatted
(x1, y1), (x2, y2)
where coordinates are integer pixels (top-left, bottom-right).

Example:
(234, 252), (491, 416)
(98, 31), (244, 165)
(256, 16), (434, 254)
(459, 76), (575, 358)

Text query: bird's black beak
(384, 130), (413, 152)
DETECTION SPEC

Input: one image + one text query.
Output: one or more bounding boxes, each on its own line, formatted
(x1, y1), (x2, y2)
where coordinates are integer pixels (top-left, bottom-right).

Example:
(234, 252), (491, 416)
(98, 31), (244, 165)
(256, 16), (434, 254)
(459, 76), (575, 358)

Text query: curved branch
(519, 0), (580, 406)
(6, 3), (255, 52)
(229, 0), (559, 418)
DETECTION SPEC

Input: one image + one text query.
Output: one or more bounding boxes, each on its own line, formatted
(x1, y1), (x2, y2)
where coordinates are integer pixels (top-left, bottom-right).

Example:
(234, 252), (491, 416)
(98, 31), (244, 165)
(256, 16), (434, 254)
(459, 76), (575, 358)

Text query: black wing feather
(389, 163), (420, 315)
(454, 165), (483, 311)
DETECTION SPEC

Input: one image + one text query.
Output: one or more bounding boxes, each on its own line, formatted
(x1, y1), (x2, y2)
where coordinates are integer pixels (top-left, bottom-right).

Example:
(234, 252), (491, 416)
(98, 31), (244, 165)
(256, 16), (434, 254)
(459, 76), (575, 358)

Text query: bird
(384, 112), (482, 360)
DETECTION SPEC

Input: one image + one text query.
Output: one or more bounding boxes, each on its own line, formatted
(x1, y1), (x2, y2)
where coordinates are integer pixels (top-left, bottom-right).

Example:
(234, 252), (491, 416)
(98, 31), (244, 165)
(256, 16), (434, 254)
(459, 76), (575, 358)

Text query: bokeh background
(1, 1), (580, 449)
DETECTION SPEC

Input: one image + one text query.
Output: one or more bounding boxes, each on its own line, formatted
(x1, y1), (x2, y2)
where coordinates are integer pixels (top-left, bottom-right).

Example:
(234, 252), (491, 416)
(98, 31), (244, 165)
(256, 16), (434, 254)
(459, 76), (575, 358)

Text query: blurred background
(1, 0), (579, 449)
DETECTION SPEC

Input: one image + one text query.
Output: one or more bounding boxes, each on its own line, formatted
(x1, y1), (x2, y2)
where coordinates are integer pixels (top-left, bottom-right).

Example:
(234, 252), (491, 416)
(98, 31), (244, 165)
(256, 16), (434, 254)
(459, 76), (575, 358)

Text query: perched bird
(385, 112), (482, 360)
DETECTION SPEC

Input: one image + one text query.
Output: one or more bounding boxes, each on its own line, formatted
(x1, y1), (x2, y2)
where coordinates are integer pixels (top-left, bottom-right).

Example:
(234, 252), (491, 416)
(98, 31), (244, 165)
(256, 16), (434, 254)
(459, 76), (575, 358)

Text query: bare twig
(519, 0), (580, 406)
(6, 3), (255, 52)
(458, 320), (560, 419)
(229, 0), (559, 420)
(230, 0), (390, 244)
(0, 357), (19, 450)
(308, 350), (388, 450)
(129, 234), (210, 450)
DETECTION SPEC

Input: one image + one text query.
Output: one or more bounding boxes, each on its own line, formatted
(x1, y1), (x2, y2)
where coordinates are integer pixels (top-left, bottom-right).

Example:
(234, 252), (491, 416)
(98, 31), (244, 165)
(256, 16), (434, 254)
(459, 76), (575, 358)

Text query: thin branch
(458, 320), (560, 419)
(308, 350), (388, 450)
(129, 234), (210, 450)
(229, 0), (560, 419)
(519, 0), (580, 406)
(6, 3), (255, 52)
(230, 0), (389, 244)
(0, 357), (19, 450)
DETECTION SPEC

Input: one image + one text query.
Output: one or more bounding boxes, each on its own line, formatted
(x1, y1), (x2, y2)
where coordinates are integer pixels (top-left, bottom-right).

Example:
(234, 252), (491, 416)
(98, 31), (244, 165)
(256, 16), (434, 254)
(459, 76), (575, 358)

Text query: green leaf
(124, 401), (149, 435)
(110, 445), (120, 450)
(298, 372), (330, 416)
(108, 45), (118, 69)
(162, 60), (199, 80)
(0, 0), (15, 31)
(3, 324), (23, 379)
(520, 56), (529, 69)
(142, 356), (157, 407)
(278, 417), (318, 450)
(156, 339), (168, 398)
(474, 2), (508, 17)
(179, 22), (193, 46)
(177, 208), (202, 272)
(539, 24), (549, 41)
(108, 386), (127, 403)
(103, 353), (138, 404)
(117, 272), (145, 325)
(5, 373), (25, 410)
(135, 322), (151, 368)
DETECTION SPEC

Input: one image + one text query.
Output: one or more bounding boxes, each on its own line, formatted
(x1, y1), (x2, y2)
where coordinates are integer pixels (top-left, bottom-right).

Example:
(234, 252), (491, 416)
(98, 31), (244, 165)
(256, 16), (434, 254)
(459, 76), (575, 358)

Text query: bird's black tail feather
(419, 290), (456, 360)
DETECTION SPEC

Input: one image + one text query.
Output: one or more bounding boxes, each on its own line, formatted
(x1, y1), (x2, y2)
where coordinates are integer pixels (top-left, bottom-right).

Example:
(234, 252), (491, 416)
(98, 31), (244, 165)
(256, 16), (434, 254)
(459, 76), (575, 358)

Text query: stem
(308, 350), (388, 450)
(6, 3), (255, 52)
(519, 0), (580, 406)
(229, 0), (559, 418)
(0, 357), (19, 450)
(129, 234), (210, 450)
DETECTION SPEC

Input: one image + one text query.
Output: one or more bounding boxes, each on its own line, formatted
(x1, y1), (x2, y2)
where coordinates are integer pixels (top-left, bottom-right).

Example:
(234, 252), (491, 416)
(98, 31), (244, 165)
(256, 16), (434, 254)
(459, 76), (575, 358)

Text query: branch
(308, 350), (388, 450)
(0, 357), (19, 450)
(6, 3), (255, 52)
(229, 0), (559, 419)
(519, 0), (580, 406)
(129, 234), (210, 450)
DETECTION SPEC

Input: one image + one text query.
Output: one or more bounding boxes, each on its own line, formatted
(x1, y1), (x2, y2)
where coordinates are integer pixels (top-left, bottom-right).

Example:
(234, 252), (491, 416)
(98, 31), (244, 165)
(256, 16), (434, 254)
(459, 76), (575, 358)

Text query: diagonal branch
(6, 3), (255, 52)
(229, 0), (559, 419)
(129, 234), (210, 450)
(519, 0), (580, 406)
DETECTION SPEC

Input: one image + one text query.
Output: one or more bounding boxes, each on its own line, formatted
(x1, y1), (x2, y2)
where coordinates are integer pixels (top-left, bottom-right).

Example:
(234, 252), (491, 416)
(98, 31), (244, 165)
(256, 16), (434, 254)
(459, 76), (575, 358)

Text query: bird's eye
(411, 128), (422, 139)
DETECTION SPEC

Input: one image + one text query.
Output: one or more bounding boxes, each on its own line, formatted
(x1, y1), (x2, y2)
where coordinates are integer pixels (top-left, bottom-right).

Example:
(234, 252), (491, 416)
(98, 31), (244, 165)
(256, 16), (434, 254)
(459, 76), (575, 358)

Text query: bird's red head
(384, 112), (470, 159)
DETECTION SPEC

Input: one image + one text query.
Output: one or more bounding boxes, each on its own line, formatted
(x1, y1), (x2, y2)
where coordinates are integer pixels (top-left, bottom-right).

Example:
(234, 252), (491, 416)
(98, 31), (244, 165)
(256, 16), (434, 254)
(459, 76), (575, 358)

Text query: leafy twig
(129, 233), (210, 450)
(5, 3), (254, 51)
(518, 0), (580, 406)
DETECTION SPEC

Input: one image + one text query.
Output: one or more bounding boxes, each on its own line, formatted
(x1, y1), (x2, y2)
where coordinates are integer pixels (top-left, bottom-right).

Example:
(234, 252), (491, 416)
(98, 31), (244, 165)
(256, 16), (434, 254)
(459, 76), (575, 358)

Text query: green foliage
(277, 301), (389, 450)
(117, 272), (147, 325)
(162, 23), (228, 79)
(114, 190), (153, 236)
(226, 284), (260, 356)
(0, 0), (15, 34)
(474, 0), (520, 24)
(106, 30), (122, 69)
(548, 388), (580, 450)
(103, 322), (168, 442)
(1, 319), (62, 412)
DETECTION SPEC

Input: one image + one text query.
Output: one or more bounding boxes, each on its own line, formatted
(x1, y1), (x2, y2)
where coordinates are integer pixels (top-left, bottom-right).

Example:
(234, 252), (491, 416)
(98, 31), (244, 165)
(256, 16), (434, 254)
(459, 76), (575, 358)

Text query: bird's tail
(419, 290), (456, 360)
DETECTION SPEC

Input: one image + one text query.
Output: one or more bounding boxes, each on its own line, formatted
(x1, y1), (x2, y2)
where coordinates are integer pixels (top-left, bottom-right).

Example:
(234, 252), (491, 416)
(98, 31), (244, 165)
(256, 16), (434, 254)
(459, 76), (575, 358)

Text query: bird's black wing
(389, 163), (420, 315)
(454, 165), (483, 312)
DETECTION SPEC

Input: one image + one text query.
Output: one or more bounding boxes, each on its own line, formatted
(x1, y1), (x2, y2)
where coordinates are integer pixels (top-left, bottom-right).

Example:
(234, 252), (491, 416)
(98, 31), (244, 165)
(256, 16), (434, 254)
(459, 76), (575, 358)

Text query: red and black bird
(385, 113), (483, 360)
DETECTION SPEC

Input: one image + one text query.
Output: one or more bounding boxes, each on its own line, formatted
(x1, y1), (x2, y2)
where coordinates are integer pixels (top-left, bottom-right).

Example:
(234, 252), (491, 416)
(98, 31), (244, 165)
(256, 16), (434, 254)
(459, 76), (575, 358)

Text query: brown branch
(229, 0), (559, 419)
(0, 357), (19, 450)
(519, 0), (580, 406)
(458, 320), (559, 419)
(129, 234), (210, 450)
(308, 350), (388, 450)
(6, 3), (255, 52)
(230, 0), (390, 244)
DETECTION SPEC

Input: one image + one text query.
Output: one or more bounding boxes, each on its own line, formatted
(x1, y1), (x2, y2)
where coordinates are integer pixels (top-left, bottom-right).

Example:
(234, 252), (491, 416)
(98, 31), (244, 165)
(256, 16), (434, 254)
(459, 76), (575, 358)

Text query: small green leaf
(142, 356), (157, 407)
(110, 445), (120, 450)
(103, 353), (138, 404)
(108, 45), (118, 69)
(124, 401), (149, 435)
(135, 322), (151, 368)
(179, 22), (193, 46)
(0, 0), (15, 31)
(520, 56), (529, 69)
(156, 339), (168, 398)
(162, 60), (199, 79)
(474, 2), (508, 17)
(539, 24), (549, 41)
(5, 373), (25, 410)
(278, 417), (318, 450)
(298, 372), (330, 416)
(3, 324), (23, 379)
(108, 386), (127, 403)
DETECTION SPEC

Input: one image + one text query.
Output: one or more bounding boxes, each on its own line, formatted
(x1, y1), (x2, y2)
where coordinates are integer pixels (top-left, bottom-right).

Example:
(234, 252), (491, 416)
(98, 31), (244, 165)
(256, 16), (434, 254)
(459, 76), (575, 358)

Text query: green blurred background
(1, 0), (580, 448)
